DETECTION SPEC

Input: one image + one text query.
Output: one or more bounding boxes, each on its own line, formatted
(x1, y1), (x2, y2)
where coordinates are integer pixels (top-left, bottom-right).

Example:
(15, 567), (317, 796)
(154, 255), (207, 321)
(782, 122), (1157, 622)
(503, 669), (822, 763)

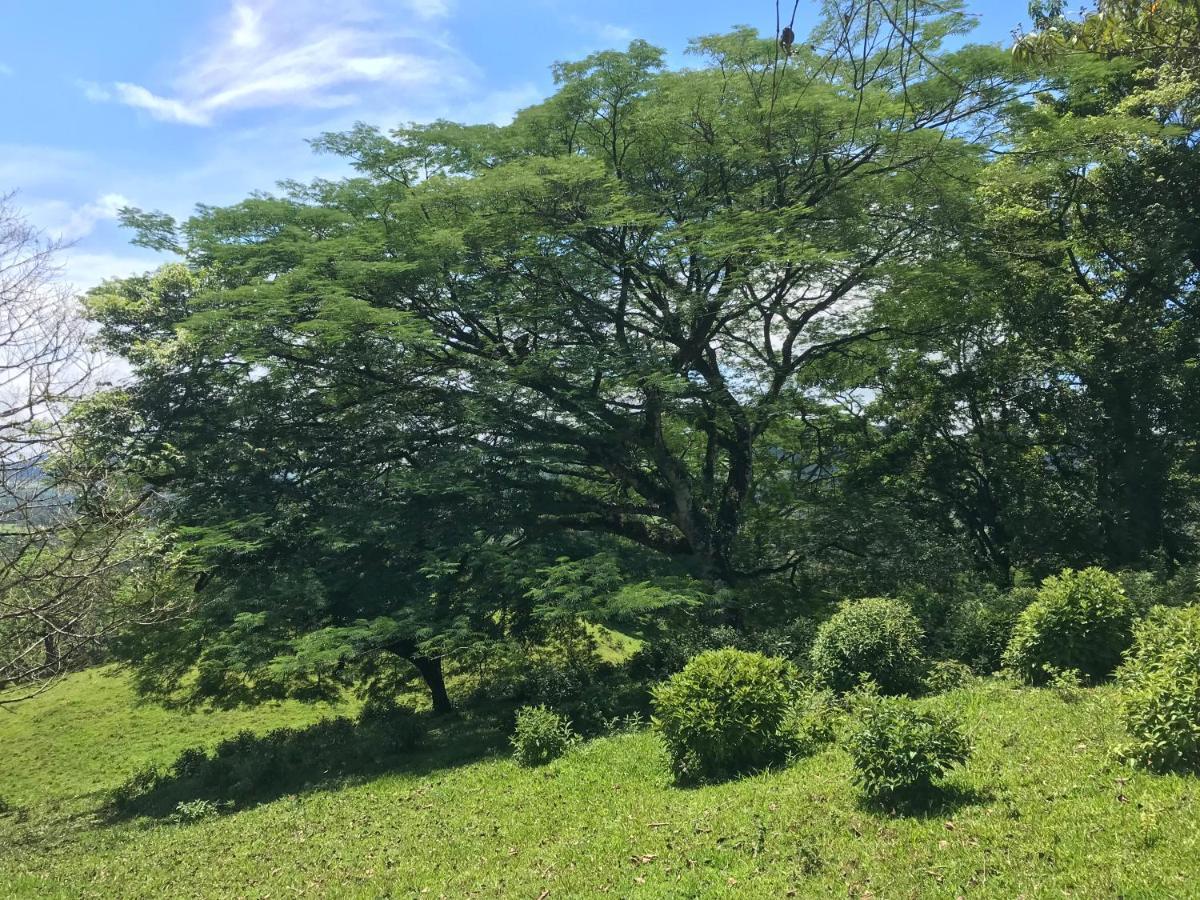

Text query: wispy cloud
(15, 192), (132, 243)
(405, 0), (452, 19)
(84, 0), (468, 126)
(58, 193), (133, 241)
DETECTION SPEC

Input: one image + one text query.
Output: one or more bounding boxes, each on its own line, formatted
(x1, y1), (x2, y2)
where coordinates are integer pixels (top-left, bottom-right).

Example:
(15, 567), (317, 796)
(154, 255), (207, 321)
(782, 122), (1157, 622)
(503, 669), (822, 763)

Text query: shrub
(924, 659), (974, 694)
(846, 691), (970, 803)
(781, 687), (840, 759)
(1003, 567), (1136, 684)
(938, 586), (1035, 673)
(810, 598), (927, 695)
(357, 696), (424, 752)
(511, 705), (577, 767)
(105, 764), (163, 815)
(170, 798), (225, 824)
(1117, 605), (1200, 772)
(651, 648), (797, 783)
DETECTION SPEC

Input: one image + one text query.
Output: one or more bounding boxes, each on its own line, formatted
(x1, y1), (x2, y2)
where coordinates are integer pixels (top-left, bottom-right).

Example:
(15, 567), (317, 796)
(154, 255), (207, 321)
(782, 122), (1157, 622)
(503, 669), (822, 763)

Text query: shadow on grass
(102, 704), (515, 824)
(857, 781), (995, 819)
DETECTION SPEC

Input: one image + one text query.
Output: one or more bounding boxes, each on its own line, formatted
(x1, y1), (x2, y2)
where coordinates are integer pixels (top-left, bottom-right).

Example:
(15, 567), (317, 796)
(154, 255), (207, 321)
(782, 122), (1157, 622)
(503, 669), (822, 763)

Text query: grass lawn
(1, 668), (1198, 898)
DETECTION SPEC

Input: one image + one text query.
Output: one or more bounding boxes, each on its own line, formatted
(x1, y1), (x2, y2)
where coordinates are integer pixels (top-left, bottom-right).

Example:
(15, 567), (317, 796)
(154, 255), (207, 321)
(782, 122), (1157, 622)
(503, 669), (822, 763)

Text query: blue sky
(0, 0), (1030, 292)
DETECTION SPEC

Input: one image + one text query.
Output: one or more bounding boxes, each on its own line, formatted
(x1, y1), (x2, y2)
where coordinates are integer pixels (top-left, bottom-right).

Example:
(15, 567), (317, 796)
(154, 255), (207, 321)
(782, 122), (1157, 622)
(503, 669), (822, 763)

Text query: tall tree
(86, 2), (1022, 705)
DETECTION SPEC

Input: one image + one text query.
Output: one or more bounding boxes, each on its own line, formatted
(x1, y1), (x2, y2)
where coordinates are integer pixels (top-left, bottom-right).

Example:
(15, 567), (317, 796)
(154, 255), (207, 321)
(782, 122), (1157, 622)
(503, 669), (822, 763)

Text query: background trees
(49, 0), (1200, 711)
(0, 195), (154, 696)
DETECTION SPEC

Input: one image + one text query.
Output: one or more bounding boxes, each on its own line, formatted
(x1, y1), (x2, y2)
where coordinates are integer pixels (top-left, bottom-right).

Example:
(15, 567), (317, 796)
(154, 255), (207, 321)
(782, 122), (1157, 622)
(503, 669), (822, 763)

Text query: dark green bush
(1003, 567), (1136, 684)
(810, 598), (927, 695)
(357, 696), (424, 752)
(846, 691), (970, 803)
(651, 648), (798, 783)
(510, 705), (577, 767)
(924, 659), (974, 694)
(1117, 605), (1200, 772)
(938, 587), (1035, 673)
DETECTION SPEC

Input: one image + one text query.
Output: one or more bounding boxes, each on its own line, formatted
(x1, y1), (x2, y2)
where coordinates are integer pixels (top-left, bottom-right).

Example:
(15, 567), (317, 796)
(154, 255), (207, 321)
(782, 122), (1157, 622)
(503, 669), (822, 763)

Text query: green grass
(2, 669), (1198, 898)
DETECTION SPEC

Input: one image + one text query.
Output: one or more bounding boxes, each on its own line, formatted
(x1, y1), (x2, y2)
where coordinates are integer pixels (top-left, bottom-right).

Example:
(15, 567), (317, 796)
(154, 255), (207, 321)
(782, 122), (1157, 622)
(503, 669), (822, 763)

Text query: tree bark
(410, 655), (452, 714)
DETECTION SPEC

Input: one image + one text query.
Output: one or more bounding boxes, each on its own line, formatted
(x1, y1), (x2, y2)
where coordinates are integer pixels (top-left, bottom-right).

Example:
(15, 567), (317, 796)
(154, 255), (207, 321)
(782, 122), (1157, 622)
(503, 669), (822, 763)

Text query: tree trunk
(410, 655), (452, 714)
(43, 628), (60, 675)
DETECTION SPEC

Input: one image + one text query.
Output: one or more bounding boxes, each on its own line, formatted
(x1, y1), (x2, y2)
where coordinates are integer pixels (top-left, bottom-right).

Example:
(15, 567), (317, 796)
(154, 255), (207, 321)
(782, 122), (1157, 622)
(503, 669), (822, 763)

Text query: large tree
(842, 0), (1200, 578)
(86, 2), (1022, 704)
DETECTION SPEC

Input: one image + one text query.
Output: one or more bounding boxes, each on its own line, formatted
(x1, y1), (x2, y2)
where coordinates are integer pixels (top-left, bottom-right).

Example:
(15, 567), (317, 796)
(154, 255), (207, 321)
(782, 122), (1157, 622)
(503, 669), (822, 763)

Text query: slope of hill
(1, 668), (1198, 898)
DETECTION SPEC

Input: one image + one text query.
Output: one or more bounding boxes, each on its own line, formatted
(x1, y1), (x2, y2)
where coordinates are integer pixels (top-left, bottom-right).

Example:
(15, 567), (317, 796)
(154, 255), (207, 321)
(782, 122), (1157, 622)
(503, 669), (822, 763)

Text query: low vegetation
(1117, 605), (1200, 773)
(4, 667), (1200, 897)
(810, 597), (928, 696)
(1003, 568), (1137, 684)
(846, 687), (972, 806)
(651, 648), (797, 783)
(510, 705), (577, 767)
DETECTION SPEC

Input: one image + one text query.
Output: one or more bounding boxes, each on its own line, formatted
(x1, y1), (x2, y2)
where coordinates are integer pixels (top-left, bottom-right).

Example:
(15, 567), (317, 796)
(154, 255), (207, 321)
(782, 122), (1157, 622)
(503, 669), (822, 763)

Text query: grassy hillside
(1, 668), (1198, 898)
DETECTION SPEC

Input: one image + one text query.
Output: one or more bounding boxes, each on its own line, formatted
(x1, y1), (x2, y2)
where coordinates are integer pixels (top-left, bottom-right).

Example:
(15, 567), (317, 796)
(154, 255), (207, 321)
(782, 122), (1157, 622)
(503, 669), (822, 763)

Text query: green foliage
(357, 697), (424, 753)
(651, 649), (797, 783)
(1117, 605), (1200, 772)
(939, 587), (1036, 673)
(170, 799), (226, 825)
(780, 687), (841, 759)
(1003, 568), (1137, 684)
(810, 598), (928, 695)
(510, 705), (577, 768)
(925, 660), (975, 694)
(846, 689), (971, 804)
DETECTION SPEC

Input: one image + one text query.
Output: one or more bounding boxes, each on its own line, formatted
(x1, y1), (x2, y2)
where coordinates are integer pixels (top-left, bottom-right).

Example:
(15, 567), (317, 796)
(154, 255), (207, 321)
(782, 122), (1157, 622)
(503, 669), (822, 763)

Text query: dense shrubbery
(629, 618), (818, 683)
(810, 598), (927, 695)
(846, 689), (971, 803)
(510, 705), (577, 767)
(1117, 605), (1200, 773)
(1003, 568), (1136, 684)
(1119, 566), (1199, 615)
(938, 587), (1036, 673)
(470, 631), (648, 735)
(357, 696), (424, 752)
(780, 686), (840, 758)
(924, 659), (974, 694)
(652, 649), (798, 783)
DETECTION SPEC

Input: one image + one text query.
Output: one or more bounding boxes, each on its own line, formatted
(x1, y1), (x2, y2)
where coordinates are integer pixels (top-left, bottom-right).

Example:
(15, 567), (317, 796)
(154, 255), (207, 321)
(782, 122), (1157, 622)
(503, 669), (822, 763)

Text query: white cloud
(112, 83), (212, 126)
(405, 0), (451, 19)
(596, 23), (634, 43)
(13, 192), (133, 244)
(58, 193), (133, 242)
(84, 0), (469, 126)
(57, 249), (159, 293)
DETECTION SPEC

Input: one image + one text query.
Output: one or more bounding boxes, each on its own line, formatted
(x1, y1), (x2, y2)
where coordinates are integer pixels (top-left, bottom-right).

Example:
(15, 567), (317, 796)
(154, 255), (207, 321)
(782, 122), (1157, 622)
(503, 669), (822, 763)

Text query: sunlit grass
(1, 669), (1198, 897)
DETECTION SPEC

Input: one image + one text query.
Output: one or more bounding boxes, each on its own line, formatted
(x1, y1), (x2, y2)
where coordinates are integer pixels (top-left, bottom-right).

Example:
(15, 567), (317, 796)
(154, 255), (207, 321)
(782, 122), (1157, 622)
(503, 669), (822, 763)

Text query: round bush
(924, 659), (974, 694)
(847, 692), (970, 803)
(651, 648), (797, 783)
(1118, 605), (1200, 772)
(510, 705), (576, 767)
(1003, 567), (1136, 684)
(810, 598), (927, 695)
